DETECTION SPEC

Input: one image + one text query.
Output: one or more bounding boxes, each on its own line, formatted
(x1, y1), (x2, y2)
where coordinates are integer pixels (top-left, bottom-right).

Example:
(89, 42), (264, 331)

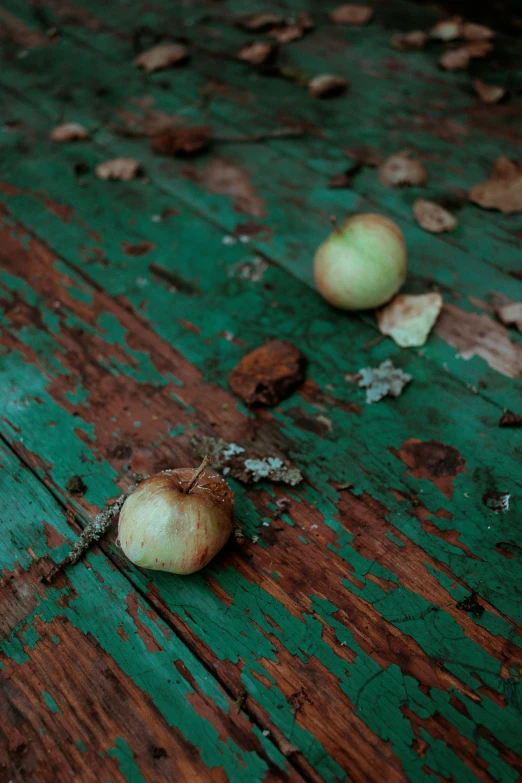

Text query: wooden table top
(1, 1), (521, 781)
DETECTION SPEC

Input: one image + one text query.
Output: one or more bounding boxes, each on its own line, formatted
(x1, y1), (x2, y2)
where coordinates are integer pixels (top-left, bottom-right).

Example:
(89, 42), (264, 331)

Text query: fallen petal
(330, 4), (373, 25)
(472, 79), (506, 104)
(134, 43), (189, 73)
(50, 122), (89, 142)
(379, 149), (428, 187)
(95, 158), (140, 181)
(469, 156), (522, 214)
(413, 199), (457, 233)
(308, 74), (348, 98)
(377, 293), (443, 348)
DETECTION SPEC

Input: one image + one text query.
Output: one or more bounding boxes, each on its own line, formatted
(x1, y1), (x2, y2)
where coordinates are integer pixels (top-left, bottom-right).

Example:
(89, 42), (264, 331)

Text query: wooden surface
(1, 1), (522, 781)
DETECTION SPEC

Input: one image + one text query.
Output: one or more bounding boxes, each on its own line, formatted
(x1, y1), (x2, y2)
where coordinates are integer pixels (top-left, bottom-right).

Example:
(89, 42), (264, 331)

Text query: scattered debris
(456, 592), (485, 618)
(462, 22), (494, 42)
(308, 74), (348, 98)
(228, 256), (269, 282)
(134, 43), (189, 73)
(440, 41), (493, 71)
(430, 16), (463, 41)
(66, 475), (87, 495)
(272, 497), (292, 518)
(328, 161), (362, 188)
(150, 126), (211, 156)
(237, 13), (283, 31)
(229, 340), (307, 406)
(379, 149), (428, 187)
(193, 435), (303, 486)
(50, 122), (89, 142)
(357, 360), (412, 403)
(495, 301), (522, 332)
(391, 30), (428, 51)
(413, 199), (457, 233)
(377, 293), (443, 347)
(469, 157), (522, 214)
(95, 158), (140, 181)
(482, 490), (510, 513)
(499, 411), (522, 428)
(472, 79), (506, 104)
(330, 5), (373, 25)
(238, 40), (277, 65)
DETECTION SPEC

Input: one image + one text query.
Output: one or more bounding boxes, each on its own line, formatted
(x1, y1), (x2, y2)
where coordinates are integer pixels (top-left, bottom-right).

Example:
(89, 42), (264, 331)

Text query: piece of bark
(134, 43), (189, 73)
(379, 149), (428, 187)
(95, 158), (140, 181)
(469, 156), (522, 214)
(238, 40), (277, 65)
(308, 74), (348, 98)
(50, 122), (89, 142)
(150, 126), (211, 156)
(229, 340), (307, 406)
(413, 199), (457, 233)
(330, 5), (373, 25)
(473, 79), (505, 104)
(376, 293), (443, 348)
(391, 31), (428, 51)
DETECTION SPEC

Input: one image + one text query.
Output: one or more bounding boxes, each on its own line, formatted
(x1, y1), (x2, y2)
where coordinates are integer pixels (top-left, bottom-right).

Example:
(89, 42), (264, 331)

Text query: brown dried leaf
(496, 301), (522, 332)
(238, 13), (283, 31)
(308, 74), (348, 98)
(238, 40), (276, 65)
(377, 293), (443, 347)
(50, 122), (89, 142)
(462, 22), (494, 42)
(95, 158), (140, 181)
(413, 199), (457, 233)
(391, 30), (428, 51)
(270, 24), (304, 43)
(466, 41), (494, 58)
(150, 126), (211, 156)
(330, 4), (373, 25)
(430, 16), (463, 41)
(134, 43), (189, 74)
(499, 411), (522, 428)
(379, 149), (428, 187)
(439, 46), (470, 71)
(473, 79), (506, 104)
(469, 156), (522, 214)
(229, 340), (307, 406)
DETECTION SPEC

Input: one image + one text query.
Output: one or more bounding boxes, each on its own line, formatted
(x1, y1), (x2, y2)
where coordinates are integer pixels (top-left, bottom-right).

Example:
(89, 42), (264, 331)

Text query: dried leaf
(330, 5), (373, 25)
(496, 301), (522, 333)
(472, 79), (506, 104)
(95, 158), (140, 181)
(379, 149), (428, 187)
(134, 43), (189, 74)
(413, 199), (457, 233)
(462, 22), (494, 42)
(357, 360), (412, 403)
(499, 411), (522, 428)
(377, 293), (443, 348)
(229, 340), (307, 406)
(430, 16), (463, 41)
(270, 24), (304, 43)
(439, 46), (470, 71)
(238, 13), (283, 31)
(466, 41), (493, 58)
(308, 74), (348, 98)
(150, 126), (211, 156)
(50, 122), (89, 142)
(238, 40), (276, 65)
(391, 30), (428, 51)
(469, 156), (522, 214)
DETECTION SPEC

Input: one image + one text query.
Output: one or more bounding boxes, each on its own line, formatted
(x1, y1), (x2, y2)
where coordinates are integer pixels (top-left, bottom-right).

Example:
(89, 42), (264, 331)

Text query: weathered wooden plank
(1, 210), (521, 781)
(0, 441), (298, 783)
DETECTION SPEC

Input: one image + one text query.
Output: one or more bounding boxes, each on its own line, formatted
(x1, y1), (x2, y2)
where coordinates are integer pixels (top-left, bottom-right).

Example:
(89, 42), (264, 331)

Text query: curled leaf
(413, 199), (457, 233)
(472, 79), (506, 104)
(50, 122), (89, 142)
(150, 126), (211, 156)
(377, 293), (443, 348)
(430, 16), (463, 41)
(238, 40), (276, 65)
(134, 43), (189, 73)
(330, 4), (373, 25)
(379, 149), (428, 187)
(469, 156), (522, 214)
(308, 74), (348, 98)
(95, 158), (140, 181)
(391, 30), (428, 51)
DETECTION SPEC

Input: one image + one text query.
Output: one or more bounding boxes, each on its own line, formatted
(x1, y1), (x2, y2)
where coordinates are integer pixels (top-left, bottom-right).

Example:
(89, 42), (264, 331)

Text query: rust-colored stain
(42, 520), (67, 550)
(392, 438), (466, 499)
(121, 241), (155, 257)
(182, 159), (266, 218)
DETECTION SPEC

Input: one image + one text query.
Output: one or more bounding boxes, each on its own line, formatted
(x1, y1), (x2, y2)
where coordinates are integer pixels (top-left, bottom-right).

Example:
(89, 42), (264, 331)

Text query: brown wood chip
(229, 340), (307, 406)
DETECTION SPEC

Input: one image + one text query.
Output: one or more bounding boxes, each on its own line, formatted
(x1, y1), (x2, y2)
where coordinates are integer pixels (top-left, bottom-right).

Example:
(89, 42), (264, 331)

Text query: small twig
(42, 482), (139, 584)
(215, 127), (305, 144)
(185, 455), (210, 494)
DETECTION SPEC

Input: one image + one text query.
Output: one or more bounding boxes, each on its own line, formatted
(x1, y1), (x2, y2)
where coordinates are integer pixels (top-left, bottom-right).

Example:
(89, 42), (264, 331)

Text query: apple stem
(186, 455), (210, 493)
